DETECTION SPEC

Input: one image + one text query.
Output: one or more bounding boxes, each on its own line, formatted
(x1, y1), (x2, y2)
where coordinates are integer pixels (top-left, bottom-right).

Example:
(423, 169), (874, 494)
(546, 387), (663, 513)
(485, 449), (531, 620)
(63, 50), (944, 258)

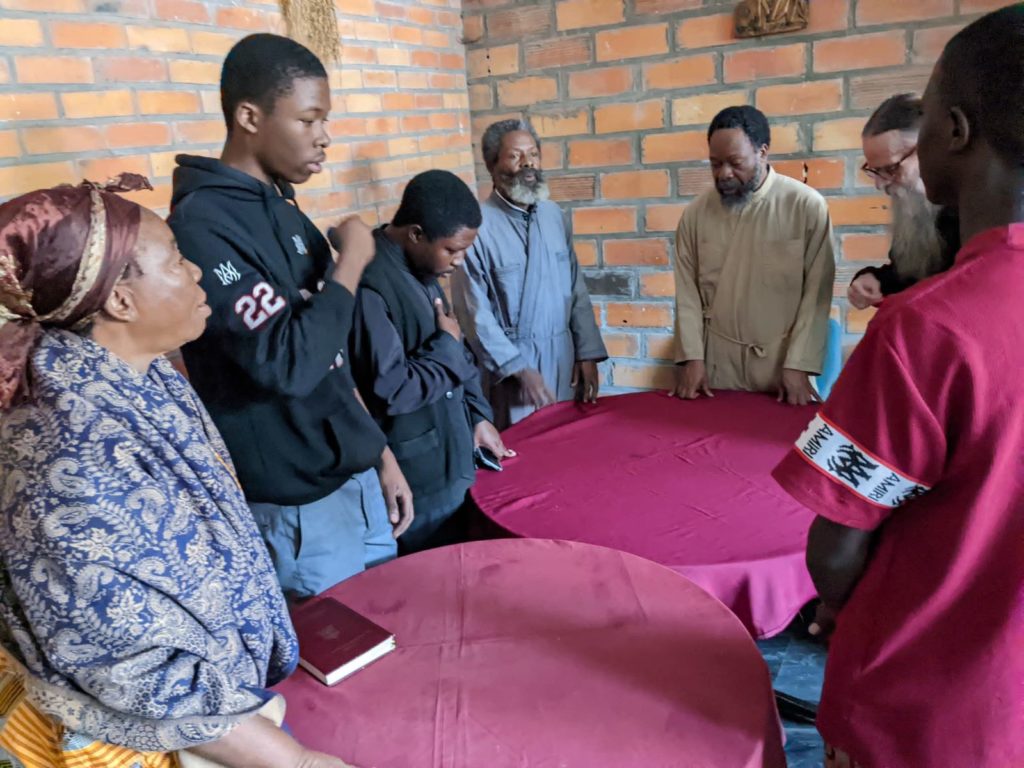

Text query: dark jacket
(167, 155), (385, 505)
(350, 228), (492, 501)
(852, 206), (961, 295)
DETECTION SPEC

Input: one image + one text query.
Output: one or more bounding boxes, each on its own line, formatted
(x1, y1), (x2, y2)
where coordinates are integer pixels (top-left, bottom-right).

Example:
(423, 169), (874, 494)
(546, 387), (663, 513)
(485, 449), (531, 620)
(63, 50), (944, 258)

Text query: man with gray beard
(848, 94), (960, 309)
(451, 119), (607, 428)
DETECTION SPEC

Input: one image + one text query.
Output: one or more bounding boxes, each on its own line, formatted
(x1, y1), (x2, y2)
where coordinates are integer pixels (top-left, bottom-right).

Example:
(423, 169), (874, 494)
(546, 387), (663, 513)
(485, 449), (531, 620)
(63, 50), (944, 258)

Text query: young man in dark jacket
(167, 33), (413, 598)
(350, 171), (512, 552)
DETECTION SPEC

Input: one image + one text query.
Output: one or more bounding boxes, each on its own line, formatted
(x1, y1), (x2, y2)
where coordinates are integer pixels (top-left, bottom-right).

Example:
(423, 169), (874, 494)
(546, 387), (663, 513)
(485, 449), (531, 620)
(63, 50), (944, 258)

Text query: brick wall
(463, 0), (1014, 391)
(0, 0), (472, 232)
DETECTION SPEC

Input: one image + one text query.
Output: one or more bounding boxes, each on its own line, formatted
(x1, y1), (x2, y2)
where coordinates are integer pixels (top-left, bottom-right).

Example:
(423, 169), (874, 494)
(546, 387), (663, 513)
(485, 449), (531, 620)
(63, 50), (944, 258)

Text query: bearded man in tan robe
(670, 106), (835, 406)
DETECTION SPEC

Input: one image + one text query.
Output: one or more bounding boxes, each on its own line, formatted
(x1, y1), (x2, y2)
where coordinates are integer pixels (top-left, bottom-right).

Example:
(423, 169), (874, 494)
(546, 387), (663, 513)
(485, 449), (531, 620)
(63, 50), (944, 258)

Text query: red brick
(15, 56), (93, 84)
(50, 21), (125, 49)
(534, 109), (590, 138)
(806, 0), (850, 33)
(440, 53), (465, 70)
(0, 19), (44, 46)
(0, 161), (76, 196)
(573, 206), (637, 235)
(548, 174), (596, 201)
(606, 303), (671, 328)
(814, 32), (907, 73)
(603, 333), (641, 358)
(187, 30), (237, 56)
(756, 80), (844, 116)
(422, 30), (452, 48)
(176, 120), (223, 144)
(812, 118), (866, 152)
(154, 0), (209, 22)
(772, 123), (803, 154)
(613, 363), (675, 390)
(497, 76), (558, 108)
(841, 233), (891, 262)
(404, 115), (433, 133)
(857, 0), (954, 25)
(467, 45), (519, 79)
(774, 158), (846, 189)
(961, 0), (1017, 10)
(60, 90), (135, 119)
(77, 154), (152, 182)
(429, 112), (460, 130)
(594, 100), (664, 135)
(677, 167), (713, 196)
(725, 44), (807, 83)
(604, 237), (670, 265)
(0, 93), (59, 121)
(126, 25), (191, 53)
(341, 46), (377, 65)
(488, 5), (552, 39)
(671, 90), (748, 127)
(416, 93), (445, 110)
(97, 57), (168, 83)
(556, 0), (625, 31)
(23, 126), (103, 155)
(0, 131), (20, 158)
(169, 60), (222, 85)
(640, 273), (676, 299)
(567, 138), (634, 168)
(463, 14), (484, 43)
(525, 35), (591, 70)
(596, 24), (669, 62)
(391, 25), (424, 45)
(676, 13), (734, 49)
(7, 0), (81, 8)
(568, 66), (634, 99)
(397, 71), (428, 90)
(635, 0), (701, 13)
(105, 122), (172, 149)
(575, 239), (598, 266)
(849, 67), (932, 110)
(601, 170), (670, 200)
(911, 25), (961, 65)
(216, 6), (273, 30)
(827, 195), (891, 226)
(642, 130), (706, 164)
(646, 203), (686, 232)
(468, 84), (493, 111)
(643, 54), (717, 90)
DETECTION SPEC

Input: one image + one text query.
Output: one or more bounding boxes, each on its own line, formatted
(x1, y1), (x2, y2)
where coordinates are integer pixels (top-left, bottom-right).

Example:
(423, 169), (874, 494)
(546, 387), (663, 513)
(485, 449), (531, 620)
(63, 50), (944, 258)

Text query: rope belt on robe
(702, 308), (789, 380)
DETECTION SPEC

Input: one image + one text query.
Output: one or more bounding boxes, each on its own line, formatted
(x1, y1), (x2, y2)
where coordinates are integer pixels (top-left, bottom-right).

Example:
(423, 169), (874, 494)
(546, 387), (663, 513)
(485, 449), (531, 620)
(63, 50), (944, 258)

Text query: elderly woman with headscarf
(0, 177), (357, 768)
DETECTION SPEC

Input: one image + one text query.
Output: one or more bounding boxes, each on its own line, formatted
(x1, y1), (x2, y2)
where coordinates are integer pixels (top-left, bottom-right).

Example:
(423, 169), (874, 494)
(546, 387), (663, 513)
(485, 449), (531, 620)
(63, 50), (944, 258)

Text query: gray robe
(451, 191), (607, 429)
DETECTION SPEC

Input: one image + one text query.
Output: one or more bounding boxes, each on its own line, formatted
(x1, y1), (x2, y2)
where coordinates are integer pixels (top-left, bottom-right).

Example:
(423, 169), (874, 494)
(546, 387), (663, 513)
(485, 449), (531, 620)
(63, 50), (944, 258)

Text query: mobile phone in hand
(474, 446), (502, 472)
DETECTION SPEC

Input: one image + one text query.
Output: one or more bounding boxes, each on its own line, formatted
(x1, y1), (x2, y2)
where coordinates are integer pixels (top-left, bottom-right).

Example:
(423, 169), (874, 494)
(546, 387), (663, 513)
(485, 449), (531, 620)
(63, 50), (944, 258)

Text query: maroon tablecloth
(471, 391), (819, 637)
(274, 539), (785, 768)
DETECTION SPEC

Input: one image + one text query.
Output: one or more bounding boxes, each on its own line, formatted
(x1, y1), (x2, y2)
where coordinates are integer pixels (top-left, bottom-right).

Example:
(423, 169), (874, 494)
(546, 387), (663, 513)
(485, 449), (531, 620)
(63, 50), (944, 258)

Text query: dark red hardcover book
(291, 597), (396, 686)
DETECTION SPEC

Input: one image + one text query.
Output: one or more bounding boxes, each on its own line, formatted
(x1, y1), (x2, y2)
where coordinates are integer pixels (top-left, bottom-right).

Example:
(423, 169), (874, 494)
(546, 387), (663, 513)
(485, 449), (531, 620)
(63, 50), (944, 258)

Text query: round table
(471, 391), (819, 638)
(274, 539), (785, 768)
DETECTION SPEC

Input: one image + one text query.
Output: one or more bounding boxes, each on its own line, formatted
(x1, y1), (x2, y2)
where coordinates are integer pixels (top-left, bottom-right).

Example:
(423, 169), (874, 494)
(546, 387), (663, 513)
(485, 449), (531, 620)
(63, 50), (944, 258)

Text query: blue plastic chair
(814, 318), (843, 401)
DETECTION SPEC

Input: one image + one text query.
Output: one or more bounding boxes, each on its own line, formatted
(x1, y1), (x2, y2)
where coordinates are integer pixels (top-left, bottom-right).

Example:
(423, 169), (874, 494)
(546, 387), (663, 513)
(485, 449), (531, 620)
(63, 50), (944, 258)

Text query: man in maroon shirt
(772, 7), (1024, 767)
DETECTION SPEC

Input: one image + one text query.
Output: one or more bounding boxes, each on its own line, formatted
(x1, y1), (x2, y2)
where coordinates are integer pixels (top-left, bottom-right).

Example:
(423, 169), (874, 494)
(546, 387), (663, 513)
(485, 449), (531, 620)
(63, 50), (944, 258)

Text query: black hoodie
(168, 155), (385, 505)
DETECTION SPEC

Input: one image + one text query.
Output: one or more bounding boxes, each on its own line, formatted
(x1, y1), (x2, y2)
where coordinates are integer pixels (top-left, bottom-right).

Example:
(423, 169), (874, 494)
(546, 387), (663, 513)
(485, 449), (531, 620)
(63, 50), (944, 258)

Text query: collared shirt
(773, 224), (1024, 767)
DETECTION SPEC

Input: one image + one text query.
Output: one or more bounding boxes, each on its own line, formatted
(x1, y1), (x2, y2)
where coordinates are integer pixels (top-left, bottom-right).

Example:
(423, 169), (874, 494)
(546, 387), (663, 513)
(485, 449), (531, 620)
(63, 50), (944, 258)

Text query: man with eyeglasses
(848, 94), (960, 309)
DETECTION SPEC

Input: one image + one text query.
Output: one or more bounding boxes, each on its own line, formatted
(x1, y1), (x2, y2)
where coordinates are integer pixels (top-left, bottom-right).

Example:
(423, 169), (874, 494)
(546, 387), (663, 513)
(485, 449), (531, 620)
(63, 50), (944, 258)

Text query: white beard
(889, 188), (946, 282)
(506, 180), (550, 206)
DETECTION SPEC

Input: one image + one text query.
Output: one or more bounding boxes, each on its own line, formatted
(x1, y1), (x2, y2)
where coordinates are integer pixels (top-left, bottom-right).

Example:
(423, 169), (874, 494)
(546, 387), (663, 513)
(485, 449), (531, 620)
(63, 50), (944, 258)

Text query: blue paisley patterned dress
(0, 330), (298, 757)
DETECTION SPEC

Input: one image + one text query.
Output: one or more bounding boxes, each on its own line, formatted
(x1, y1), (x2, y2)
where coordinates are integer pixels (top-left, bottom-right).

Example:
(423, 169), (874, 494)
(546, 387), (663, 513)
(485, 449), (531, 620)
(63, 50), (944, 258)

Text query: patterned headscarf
(0, 173), (152, 408)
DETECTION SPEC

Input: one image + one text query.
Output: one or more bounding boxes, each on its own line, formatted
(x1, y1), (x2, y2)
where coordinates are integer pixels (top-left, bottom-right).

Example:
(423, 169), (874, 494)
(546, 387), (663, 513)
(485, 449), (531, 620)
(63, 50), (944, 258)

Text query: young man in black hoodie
(167, 33), (413, 598)
(350, 171), (512, 552)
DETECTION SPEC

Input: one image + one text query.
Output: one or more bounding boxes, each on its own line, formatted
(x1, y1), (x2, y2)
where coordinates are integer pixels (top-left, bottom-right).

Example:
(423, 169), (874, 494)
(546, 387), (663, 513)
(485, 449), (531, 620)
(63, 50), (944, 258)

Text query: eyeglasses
(862, 145), (917, 181)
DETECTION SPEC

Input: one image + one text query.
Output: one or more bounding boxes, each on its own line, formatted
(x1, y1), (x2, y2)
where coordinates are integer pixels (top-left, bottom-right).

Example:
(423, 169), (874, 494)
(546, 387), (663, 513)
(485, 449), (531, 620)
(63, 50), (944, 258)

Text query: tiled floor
(757, 627), (829, 768)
